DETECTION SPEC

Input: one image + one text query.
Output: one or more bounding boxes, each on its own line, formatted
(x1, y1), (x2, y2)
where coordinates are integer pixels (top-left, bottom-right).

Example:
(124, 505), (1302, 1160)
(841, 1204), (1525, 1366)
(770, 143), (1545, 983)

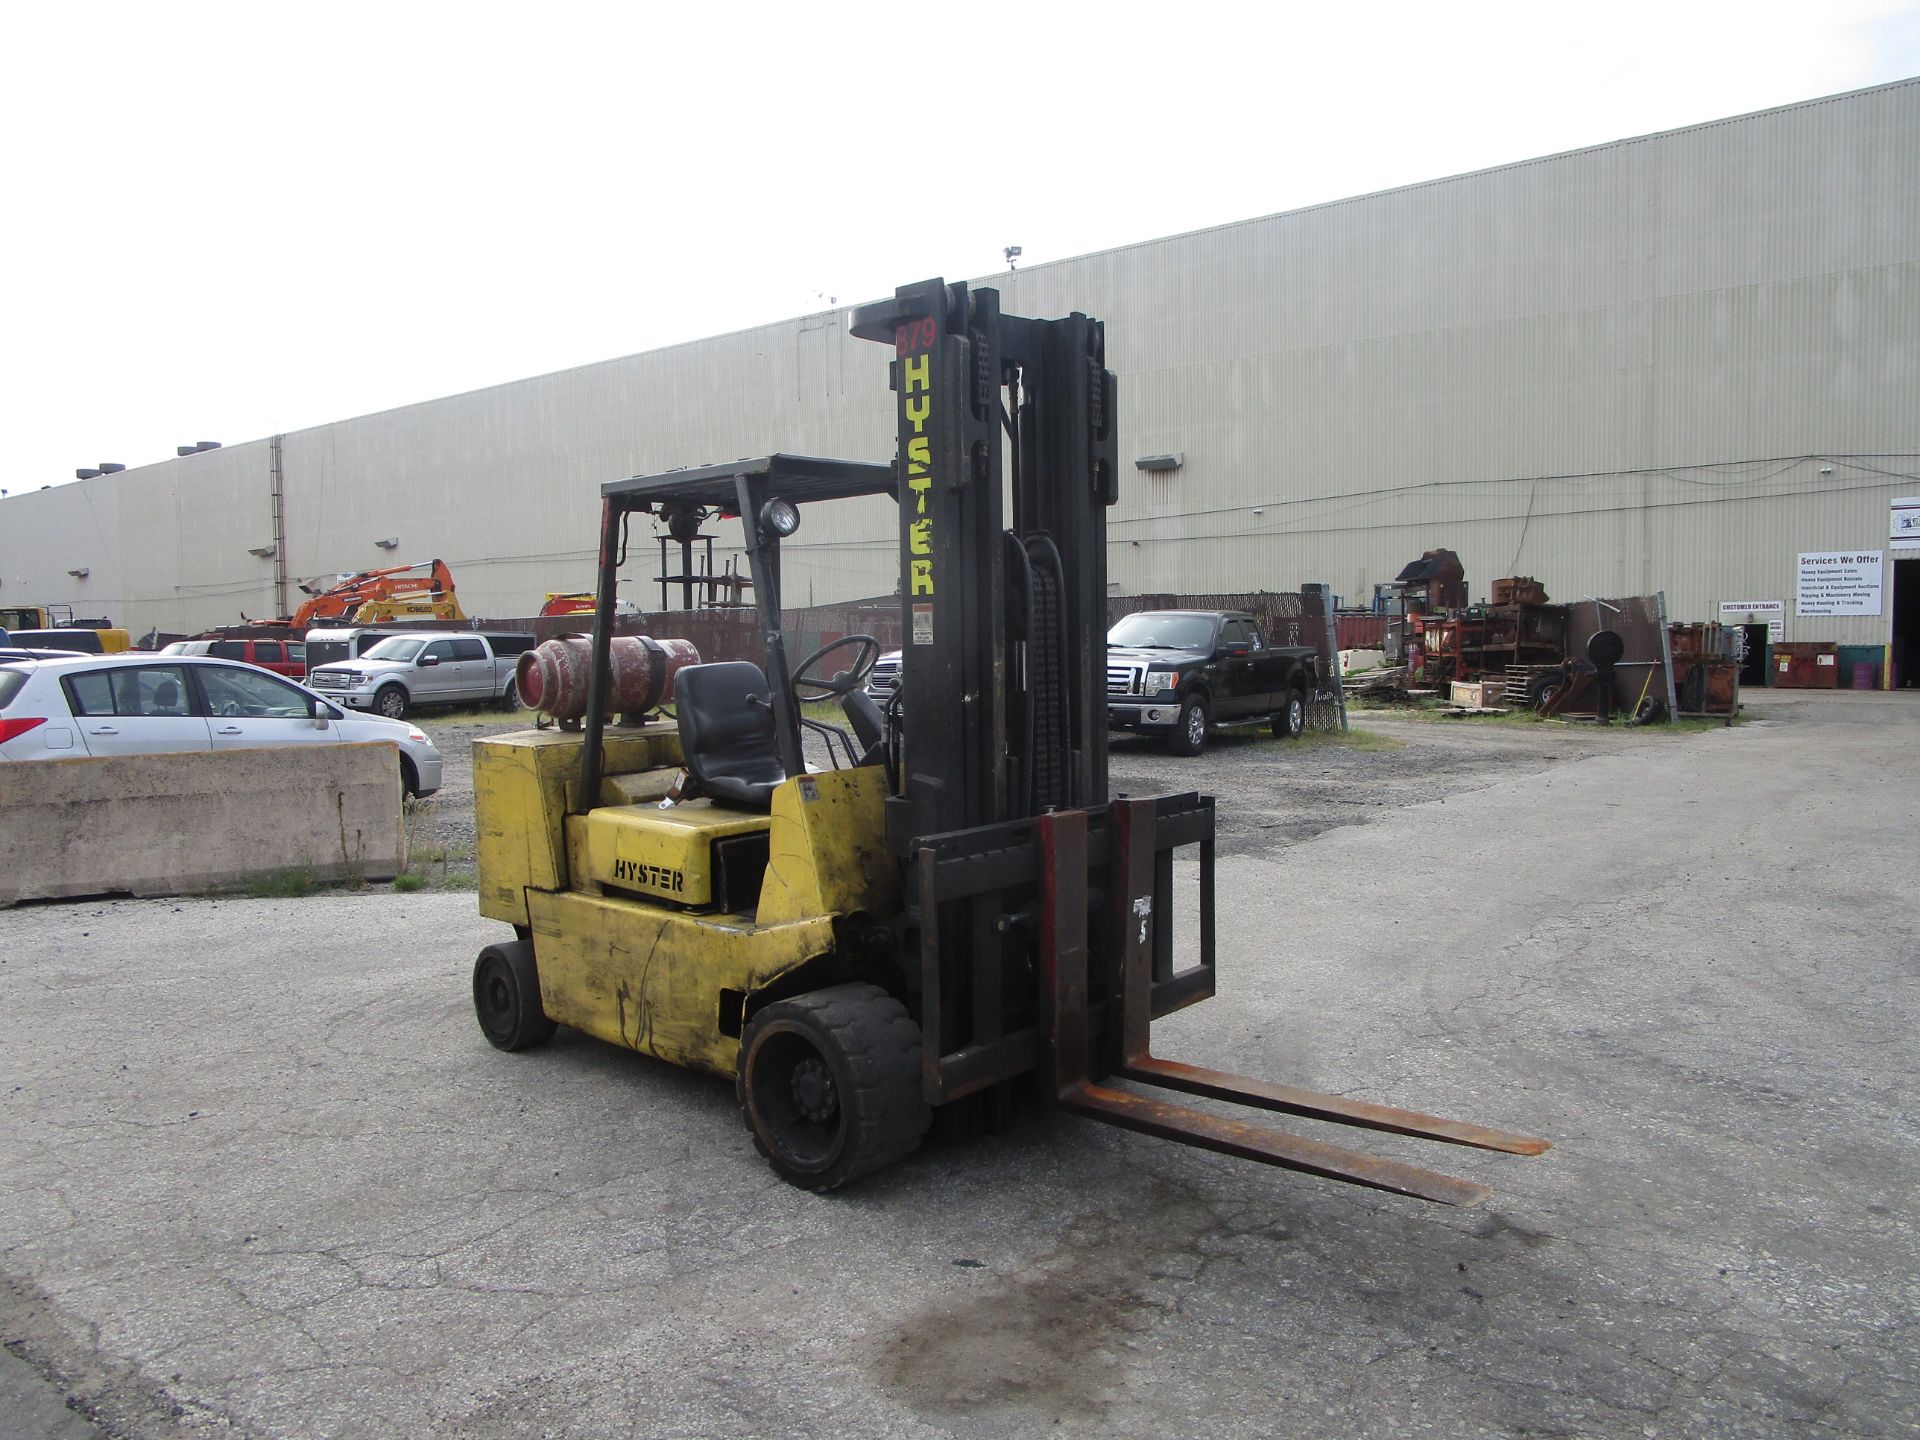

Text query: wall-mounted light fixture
(1134, 453), (1184, 474)
(374, 537), (400, 550)
(67, 567), (90, 578)
(247, 544), (278, 559)
(177, 440), (222, 457)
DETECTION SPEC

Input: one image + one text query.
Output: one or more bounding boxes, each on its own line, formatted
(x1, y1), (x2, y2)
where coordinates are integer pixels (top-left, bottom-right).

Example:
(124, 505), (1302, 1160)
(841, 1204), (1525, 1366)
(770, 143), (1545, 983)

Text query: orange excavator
(541, 590), (639, 618)
(246, 559), (467, 629)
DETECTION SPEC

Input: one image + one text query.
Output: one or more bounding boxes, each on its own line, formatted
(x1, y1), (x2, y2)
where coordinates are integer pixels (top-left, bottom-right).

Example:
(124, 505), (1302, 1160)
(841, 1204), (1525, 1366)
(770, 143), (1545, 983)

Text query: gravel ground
(401, 704), (1720, 879)
(1114, 710), (1714, 857)
(396, 711), (527, 881)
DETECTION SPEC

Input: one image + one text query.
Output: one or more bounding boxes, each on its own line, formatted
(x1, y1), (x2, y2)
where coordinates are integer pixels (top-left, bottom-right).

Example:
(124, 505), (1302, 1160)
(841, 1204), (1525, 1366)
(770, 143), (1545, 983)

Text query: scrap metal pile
(1341, 554), (1741, 720)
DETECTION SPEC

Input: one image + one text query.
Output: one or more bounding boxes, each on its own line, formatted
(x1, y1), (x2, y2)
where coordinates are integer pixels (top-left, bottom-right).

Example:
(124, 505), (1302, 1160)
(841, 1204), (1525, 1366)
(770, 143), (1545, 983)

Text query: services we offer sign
(1795, 551), (1883, 617)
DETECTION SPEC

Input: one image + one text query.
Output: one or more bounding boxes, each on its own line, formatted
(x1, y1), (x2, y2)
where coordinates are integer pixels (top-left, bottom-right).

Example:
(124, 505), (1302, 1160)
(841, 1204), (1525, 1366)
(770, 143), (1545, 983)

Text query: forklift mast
(842, 281), (1544, 1198)
(850, 279), (1117, 850)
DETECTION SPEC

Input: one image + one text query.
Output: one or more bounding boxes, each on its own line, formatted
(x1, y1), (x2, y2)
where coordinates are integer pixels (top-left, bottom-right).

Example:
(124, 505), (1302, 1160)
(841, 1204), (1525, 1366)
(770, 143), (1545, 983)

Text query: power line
(1117, 475), (1909, 546)
(1103, 452), (1920, 528)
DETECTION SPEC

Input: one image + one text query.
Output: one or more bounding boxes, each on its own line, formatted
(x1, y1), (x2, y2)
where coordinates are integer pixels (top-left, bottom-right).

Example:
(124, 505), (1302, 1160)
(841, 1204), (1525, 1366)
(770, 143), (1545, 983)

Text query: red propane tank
(515, 634), (700, 720)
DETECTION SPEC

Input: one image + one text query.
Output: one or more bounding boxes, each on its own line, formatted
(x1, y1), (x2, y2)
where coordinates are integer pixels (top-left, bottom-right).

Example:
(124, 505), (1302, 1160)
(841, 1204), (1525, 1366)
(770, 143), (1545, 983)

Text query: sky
(3, 0), (1917, 497)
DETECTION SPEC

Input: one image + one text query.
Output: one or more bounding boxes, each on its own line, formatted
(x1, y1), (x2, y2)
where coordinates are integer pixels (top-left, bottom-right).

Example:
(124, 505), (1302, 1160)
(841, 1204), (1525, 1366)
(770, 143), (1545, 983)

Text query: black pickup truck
(1106, 609), (1318, 755)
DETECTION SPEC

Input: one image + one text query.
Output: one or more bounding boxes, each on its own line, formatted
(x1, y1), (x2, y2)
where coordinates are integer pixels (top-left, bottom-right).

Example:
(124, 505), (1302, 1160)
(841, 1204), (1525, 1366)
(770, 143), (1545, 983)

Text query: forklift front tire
(1167, 695), (1209, 756)
(473, 941), (557, 1052)
(738, 983), (929, 1192)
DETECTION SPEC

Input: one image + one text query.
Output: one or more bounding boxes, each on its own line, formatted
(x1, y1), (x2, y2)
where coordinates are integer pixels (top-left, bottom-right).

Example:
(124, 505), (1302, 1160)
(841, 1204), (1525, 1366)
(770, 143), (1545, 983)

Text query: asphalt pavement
(1, 691), (1914, 1438)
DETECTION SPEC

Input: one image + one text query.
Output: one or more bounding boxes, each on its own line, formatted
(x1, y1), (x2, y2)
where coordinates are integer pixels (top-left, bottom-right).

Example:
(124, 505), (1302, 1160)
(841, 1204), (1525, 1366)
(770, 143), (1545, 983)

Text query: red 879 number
(894, 317), (938, 355)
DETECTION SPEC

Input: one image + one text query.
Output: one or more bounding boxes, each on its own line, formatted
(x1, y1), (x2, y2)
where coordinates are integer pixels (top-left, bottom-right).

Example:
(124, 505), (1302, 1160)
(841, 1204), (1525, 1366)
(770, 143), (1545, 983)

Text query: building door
(1893, 558), (1920, 689)
(1737, 625), (1770, 687)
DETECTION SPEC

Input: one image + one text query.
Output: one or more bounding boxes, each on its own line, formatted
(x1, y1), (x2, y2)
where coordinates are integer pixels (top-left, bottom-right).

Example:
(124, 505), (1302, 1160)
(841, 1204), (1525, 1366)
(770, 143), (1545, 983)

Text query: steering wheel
(218, 699), (242, 717)
(790, 634), (881, 700)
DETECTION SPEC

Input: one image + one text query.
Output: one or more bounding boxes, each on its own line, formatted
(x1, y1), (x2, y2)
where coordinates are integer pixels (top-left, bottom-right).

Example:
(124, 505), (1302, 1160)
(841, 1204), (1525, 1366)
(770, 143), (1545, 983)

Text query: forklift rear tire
(1167, 695), (1208, 756)
(738, 983), (929, 1192)
(472, 941), (557, 1052)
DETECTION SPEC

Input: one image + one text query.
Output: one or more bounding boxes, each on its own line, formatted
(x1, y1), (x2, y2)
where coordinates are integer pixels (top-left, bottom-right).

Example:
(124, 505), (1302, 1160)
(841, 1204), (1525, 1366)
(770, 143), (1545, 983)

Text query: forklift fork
(1036, 800), (1548, 1207)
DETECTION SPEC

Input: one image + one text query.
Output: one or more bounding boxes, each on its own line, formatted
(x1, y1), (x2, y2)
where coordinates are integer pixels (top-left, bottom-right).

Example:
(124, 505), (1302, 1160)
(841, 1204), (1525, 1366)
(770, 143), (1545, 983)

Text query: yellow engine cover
(567, 801), (770, 907)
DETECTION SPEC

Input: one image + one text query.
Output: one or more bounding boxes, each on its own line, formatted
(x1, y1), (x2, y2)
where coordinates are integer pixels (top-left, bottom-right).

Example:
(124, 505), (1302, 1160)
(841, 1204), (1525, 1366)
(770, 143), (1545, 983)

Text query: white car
(0, 653), (444, 797)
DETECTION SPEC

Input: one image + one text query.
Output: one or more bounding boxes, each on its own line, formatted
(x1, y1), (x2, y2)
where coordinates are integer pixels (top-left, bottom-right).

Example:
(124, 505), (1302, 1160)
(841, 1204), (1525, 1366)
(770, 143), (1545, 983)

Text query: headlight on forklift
(759, 496), (801, 539)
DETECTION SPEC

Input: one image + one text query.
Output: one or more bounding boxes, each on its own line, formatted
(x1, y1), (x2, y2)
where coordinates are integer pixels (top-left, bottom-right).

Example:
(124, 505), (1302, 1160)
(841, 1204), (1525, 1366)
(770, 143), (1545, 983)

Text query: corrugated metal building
(5, 79), (1917, 660)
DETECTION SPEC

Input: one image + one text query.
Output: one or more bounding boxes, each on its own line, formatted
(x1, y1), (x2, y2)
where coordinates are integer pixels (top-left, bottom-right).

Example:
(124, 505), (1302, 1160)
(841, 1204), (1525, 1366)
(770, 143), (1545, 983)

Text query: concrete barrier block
(0, 742), (407, 907)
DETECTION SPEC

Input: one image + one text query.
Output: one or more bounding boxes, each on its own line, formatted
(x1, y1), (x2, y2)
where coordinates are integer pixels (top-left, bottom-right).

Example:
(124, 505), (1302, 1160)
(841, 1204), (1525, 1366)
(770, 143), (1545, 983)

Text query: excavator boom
(247, 559), (464, 627)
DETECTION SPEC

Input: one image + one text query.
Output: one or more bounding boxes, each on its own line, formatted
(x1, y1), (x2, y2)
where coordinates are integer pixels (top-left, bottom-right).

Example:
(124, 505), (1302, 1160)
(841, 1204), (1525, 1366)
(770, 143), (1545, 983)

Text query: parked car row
(130, 627), (539, 721)
(0, 654), (444, 797)
(306, 631), (534, 718)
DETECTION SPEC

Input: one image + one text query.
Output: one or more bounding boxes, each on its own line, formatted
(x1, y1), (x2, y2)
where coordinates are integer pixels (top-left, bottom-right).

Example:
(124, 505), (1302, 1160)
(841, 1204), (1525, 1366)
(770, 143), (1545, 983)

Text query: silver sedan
(0, 653), (443, 796)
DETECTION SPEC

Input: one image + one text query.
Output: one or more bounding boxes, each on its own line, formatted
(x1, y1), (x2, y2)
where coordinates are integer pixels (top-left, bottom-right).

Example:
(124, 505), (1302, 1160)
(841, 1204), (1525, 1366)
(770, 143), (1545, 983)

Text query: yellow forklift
(470, 279), (1547, 1198)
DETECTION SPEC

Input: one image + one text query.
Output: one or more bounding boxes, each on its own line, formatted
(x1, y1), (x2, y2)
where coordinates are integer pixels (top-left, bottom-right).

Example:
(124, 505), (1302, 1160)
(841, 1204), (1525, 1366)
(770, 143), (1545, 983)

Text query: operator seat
(673, 661), (787, 807)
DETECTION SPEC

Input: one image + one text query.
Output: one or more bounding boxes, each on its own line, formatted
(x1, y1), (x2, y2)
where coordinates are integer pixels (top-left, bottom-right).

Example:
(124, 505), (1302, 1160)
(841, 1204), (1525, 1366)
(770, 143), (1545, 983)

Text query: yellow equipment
(470, 282), (1548, 1200)
(0, 606), (131, 653)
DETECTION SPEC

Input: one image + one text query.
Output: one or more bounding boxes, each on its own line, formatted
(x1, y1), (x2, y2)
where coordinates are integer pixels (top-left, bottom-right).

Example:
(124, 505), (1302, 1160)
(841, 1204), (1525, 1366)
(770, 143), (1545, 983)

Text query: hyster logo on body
(611, 856), (685, 893)
(898, 317), (936, 640)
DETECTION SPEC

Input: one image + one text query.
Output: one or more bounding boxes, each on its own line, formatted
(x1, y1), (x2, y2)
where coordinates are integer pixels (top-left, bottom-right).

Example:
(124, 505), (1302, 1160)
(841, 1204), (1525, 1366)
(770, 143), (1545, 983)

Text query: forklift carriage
(470, 279), (1545, 1200)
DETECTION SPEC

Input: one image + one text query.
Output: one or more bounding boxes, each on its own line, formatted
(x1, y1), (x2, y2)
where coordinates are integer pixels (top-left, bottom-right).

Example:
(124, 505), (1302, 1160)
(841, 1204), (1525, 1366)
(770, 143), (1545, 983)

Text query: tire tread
(738, 982), (929, 1191)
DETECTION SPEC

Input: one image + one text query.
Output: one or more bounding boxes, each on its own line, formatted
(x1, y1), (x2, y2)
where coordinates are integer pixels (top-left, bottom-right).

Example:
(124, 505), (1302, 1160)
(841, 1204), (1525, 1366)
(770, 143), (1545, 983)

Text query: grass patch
(1266, 727), (1407, 752)
(395, 842), (478, 892)
(1346, 702), (1519, 725)
(242, 866), (318, 899)
(1308, 726), (1408, 751)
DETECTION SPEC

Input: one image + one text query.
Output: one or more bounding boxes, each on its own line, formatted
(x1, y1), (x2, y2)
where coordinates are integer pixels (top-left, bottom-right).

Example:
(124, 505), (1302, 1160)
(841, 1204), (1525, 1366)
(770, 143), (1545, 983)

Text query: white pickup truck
(306, 631), (535, 719)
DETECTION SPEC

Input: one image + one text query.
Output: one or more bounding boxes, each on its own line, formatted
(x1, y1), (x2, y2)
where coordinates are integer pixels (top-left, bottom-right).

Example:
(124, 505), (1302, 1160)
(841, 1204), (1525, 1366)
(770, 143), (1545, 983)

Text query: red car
(160, 638), (306, 679)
